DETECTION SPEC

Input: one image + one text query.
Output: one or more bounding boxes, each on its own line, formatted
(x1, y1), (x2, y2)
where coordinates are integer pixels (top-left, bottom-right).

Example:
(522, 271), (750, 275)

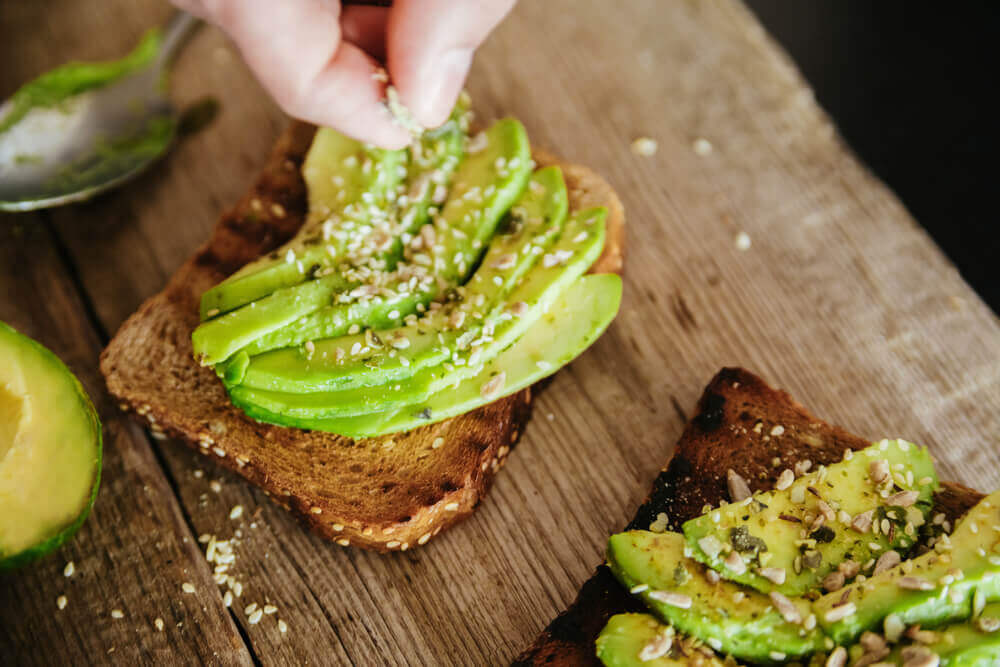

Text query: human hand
(174, 0), (518, 148)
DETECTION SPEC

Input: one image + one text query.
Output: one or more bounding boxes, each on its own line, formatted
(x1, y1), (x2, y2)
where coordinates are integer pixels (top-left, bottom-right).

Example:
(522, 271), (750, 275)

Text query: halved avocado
(0, 322), (101, 571)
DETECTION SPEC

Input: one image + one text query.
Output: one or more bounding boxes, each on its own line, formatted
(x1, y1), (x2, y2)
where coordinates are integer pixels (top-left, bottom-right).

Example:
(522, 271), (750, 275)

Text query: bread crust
(100, 121), (625, 552)
(513, 367), (984, 665)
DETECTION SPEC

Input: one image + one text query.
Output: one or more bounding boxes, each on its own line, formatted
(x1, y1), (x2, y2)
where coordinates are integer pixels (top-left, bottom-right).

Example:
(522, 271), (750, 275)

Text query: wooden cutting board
(2, 0), (998, 663)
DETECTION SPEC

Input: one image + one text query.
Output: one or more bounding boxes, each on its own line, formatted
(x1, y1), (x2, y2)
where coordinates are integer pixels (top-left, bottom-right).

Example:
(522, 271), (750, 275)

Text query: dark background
(747, 0), (998, 313)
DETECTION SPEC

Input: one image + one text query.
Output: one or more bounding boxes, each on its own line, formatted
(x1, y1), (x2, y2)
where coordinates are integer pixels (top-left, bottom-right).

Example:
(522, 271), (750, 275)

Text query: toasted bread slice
(514, 367), (984, 665)
(100, 121), (624, 552)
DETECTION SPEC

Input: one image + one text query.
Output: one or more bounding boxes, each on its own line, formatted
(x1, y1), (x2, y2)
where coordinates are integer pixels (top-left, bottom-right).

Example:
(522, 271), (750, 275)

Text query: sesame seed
(229, 505), (244, 520)
(278, 619), (288, 633)
(727, 469), (752, 502)
(244, 603), (258, 616)
(154, 617), (164, 632)
(824, 602), (857, 622)
(264, 604), (277, 615)
(309, 506), (322, 515)
(223, 591), (233, 607)
(775, 469), (795, 490)
(56, 595), (67, 610)
(212, 447), (226, 458)
(111, 609), (124, 619)
(248, 609), (263, 624)
(647, 591), (692, 608)
(336, 538), (350, 547)
(64, 561), (75, 578)
(630, 584), (649, 594)
(759, 567), (787, 585)
(692, 137), (713, 155)
(630, 137), (658, 156)
(182, 582), (196, 594)
(417, 533), (431, 545)
(770, 425), (785, 436)
(444, 502), (459, 511)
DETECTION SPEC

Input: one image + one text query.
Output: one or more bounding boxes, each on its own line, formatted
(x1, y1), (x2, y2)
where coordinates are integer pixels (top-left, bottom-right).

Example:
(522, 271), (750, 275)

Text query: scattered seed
(63, 561), (75, 578)
(630, 137), (658, 157)
(647, 591), (692, 609)
(154, 617), (164, 632)
(56, 595), (67, 610)
(182, 582), (196, 594)
(727, 469), (752, 502)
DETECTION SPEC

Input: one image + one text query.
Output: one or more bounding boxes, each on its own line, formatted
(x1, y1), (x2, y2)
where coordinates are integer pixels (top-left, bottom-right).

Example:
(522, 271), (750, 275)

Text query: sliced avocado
(226, 207), (606, 418)
(607, 530), (824, 662)
(228, 272), (622, 437)
(596, 613), (730, 667)
(199, 133), (407, 319)
(192, 118), (532, 366)
(815, 488), (1000, 645)
(683, 439), (938, 597)
(887, 602), (1000, 666)
(0, 322), (101, 571)
(233, 166), (569, 393)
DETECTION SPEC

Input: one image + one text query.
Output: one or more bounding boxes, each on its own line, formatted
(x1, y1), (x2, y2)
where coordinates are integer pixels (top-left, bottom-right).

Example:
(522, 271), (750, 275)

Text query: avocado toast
(515, 368), (988, 665)
(100, 117), (624, 552)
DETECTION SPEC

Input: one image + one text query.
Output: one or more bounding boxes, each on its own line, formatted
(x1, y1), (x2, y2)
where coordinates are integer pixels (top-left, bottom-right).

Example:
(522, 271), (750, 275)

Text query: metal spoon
(0, 12), (199, 212)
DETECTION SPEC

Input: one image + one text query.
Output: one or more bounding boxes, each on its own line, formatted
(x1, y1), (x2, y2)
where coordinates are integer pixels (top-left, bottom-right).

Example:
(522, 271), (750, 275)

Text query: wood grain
(2, 0), (999, 664)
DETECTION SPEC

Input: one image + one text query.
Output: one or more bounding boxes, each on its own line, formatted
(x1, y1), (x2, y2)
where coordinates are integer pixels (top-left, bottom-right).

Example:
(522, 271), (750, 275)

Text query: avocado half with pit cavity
(0, 322), (101, 571)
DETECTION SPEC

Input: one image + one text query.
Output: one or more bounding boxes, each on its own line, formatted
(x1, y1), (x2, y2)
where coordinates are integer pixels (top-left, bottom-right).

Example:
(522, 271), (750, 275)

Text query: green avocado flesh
(884, 602), (1000, 666)
(596, 613), (728, 667)
(226, 207), (604, 418)
(231, 165), (570, 393)
(227, 273), (621, 437)
(816, 487), (1000, 645)
(0, 322), (101, 571)
(196, 100), (622, 436)
(191, 117), (531, 366)
(598, 436), (1000, 666)
(683, 439), (938, 597)
(198, 101), (470, 320)
(607, 530), (823, 662)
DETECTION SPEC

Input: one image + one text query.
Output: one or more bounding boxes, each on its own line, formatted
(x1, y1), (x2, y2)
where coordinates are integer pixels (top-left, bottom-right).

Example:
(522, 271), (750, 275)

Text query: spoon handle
(158, 11), (201, 67)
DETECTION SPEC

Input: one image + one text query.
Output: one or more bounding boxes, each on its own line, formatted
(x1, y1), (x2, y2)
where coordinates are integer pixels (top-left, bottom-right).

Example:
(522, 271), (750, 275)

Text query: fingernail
(409, 48), (473, 128)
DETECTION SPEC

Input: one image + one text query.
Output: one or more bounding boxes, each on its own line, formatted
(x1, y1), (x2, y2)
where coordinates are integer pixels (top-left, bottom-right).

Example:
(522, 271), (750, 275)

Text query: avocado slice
(199, 101), (470, 321)
(815, 488), (1000, 645)
(0, 322), (101, 571)
(607, 530), (824, 662)
(199, 132), (407, 320)
(227, 272), (622, 437)
(226, 207), (606, 418)
(683, 439), (938, 597)
(232, 166), (569, 393)
(596, 613), (731, 667)
(884, 602), (1000, 666)
(191, 118), (532, 366)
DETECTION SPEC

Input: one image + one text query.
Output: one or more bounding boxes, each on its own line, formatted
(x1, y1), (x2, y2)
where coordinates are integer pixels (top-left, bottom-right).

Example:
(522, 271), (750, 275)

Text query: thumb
(387, 0), (517, 128)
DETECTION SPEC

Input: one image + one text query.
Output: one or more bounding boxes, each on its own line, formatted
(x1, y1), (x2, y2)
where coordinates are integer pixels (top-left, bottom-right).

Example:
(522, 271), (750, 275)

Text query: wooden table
(3, 1), (999, 664)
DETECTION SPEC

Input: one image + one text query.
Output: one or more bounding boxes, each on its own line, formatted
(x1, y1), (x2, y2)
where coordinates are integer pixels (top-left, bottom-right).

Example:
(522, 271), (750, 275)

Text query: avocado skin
(0, 322), (102, 572)
(606, 530), (824, 663)
(234, 166), (570, 394)
(229, 273), (622, 437)
(226, 207), (606, 419)
(683, 439), (938, 597)
(817, 488), (1000, 645)
(595, 613), (726, 667)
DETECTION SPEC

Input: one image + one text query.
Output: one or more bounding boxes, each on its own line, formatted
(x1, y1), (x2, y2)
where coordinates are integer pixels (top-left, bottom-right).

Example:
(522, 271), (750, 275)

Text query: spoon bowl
(0, 12), (198, 212)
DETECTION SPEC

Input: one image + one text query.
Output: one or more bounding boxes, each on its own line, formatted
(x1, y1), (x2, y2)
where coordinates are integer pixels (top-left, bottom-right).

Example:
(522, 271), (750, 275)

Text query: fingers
(387, 0), (518, 128)
(341, 5), (390, 62)
(194, 0), (410, 148)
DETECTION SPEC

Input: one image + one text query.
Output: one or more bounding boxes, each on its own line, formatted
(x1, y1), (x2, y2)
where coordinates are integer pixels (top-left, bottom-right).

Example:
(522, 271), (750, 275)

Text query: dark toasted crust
(100, 121), (625, 552)
(513, 367), (984, 666)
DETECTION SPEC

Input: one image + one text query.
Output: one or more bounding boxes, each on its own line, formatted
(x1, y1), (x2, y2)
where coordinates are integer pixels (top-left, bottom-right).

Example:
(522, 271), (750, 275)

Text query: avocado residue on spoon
(0, 29), (162, 136)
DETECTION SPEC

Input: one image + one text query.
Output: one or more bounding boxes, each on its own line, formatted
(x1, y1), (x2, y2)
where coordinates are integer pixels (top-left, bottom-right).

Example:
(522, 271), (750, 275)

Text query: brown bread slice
(514, 367), (984, 666)
(100, 121), (624, 552)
